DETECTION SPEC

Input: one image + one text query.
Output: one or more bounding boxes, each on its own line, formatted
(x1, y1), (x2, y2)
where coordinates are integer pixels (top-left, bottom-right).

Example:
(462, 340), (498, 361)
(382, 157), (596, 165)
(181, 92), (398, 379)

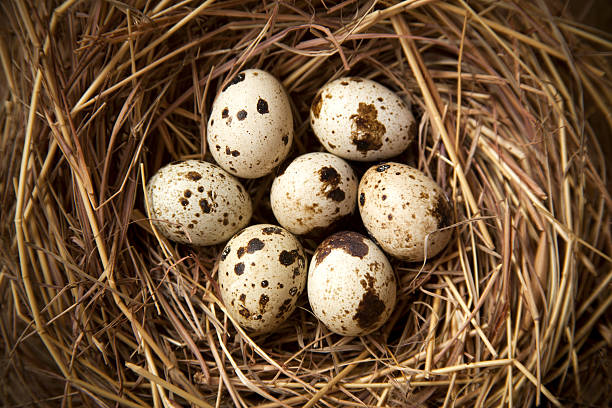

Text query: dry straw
(1, 0), (611, 407)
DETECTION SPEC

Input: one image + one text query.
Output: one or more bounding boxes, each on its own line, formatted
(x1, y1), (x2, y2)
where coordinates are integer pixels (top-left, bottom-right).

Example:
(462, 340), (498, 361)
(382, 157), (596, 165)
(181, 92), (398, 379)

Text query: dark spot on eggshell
(222, 72), (245, 91)
(359, 193), (365, 206)
(282, 134), (289, 145)
(350, 103), (386, 153)
(259, 294), (269, 311)
(225, 146), (240, 156)
(376, 164), (390, 172)
(185, 171), (202, 181)
(327, 188), (345, 202)
(319, 166), (340, 184)
(318, 167), (345, 201)
(221, 246), (230, 261)
(340, 81), (349, 86)
(234, 262), (245, 275)
(198, 186), (204, 193)
(221, 108), (229, 118)
(237, 247), (245, 258)
(239, 293), (246, 303)
(237, 110), (247, 120)
(314, 231), (369, 265)
(262, 226), (283, 235)
(382, 194), (387, 200)
(239, 307), (251, 318)
(261, 280), (268, 288)
(279, 250), (300, 266)
(292, 267), (301, 278)
(199, 199), (213, 213)
(247, 238), (265, 253)
(311, 92), (323, 118)
(431, 194), (452, 229)
(257, 98), (269, 114)
(289, 287), (298, 296)
(184, 190), (192, 198)
(180, 198), (189, 206)
(276, 298), (293, 318)
(354, 290), (385, 329)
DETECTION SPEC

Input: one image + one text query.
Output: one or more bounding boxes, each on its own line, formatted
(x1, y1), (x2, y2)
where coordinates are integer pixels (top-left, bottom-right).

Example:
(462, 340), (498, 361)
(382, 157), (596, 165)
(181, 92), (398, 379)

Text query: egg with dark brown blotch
(307, 231), (396, 336)
(207, 69), (293, 178)
(146, 160), (252, 246)
(270, 152), (358, 235)
(218, 224), (307, 333)
(310, 77), (415, 161)
(358, 162), (452, 262)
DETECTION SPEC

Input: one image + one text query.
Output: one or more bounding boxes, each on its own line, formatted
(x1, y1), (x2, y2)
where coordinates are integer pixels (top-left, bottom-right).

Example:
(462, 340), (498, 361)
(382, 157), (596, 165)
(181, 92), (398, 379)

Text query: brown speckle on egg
(222, 72), (245, 91)
(234, 263), (245, 275)
(315, 231), (369, 266)
(185, 171), (202, 181)
(257, 98), (269, 114)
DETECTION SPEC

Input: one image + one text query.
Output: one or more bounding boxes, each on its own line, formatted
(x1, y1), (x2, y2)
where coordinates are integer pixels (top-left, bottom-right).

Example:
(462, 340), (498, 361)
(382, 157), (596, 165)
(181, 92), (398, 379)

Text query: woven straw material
(1, 1), (611, 407)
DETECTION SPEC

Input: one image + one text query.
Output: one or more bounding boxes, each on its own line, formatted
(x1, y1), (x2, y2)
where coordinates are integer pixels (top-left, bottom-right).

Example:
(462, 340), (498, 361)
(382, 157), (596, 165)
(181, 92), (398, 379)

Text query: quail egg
(207, 69), (293, 178)
(358, 162), (452, 261)
(270, 152), (358, 235)
(310, 77), (415, 161)
(218, 224), (307, 333)
(307, 231), (396, 336)
(146, 160), (252, 246)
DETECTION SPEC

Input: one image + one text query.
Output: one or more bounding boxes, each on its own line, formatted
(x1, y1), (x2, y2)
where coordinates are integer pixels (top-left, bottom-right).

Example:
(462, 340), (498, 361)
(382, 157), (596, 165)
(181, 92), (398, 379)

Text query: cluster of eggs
(147, 69), (452, 336)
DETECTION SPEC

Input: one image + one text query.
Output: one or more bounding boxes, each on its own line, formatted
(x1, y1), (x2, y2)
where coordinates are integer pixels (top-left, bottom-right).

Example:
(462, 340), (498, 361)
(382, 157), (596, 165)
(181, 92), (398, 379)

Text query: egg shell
(310, 77), (415, 161)
(358, 162), (452, 262)
(307, 231), (396, 336)
(270, 152), (358, 235)
(207, 69), (293, 178)
(218, 224), (307, 333)
(146, 160), (252, 246)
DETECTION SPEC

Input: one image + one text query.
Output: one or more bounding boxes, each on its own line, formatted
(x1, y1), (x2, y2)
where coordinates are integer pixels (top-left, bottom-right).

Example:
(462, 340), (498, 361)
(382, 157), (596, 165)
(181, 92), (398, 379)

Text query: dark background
(569, 0), (612, 181)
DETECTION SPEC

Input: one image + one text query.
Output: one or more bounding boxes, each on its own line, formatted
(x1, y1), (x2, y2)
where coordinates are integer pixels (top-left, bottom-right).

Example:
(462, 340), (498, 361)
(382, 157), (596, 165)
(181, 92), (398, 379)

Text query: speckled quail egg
(218, 224), (307, 333)
(146, 160), (252, 246)
(270, 152), (358, 235)
(358, 162), (452, 262)
(307, 231), (396, 336)
(207, 69), (293, 178)
(310, 77), (415, 161)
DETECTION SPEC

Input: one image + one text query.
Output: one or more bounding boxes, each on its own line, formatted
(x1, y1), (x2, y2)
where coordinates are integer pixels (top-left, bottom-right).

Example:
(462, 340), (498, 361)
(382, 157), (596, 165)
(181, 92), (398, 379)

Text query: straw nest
(1, 1), (611, 407)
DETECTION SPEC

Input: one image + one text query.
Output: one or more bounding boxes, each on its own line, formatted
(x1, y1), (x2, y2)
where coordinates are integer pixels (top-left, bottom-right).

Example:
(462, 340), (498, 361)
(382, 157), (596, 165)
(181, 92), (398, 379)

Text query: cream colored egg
(310, 77), (415, 161)
(270, 152), (357, 235)
(358, 163), (452, 262)
(146, 160), (252, 246)
(218, 224), (307, 333)
(207, 69), (293, 178)
(307, 231), (396, 336)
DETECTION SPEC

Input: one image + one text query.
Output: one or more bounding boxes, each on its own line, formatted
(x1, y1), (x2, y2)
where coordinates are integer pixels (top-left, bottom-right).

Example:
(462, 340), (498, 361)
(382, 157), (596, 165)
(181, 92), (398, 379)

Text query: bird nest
(1, 1), (611, 407)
